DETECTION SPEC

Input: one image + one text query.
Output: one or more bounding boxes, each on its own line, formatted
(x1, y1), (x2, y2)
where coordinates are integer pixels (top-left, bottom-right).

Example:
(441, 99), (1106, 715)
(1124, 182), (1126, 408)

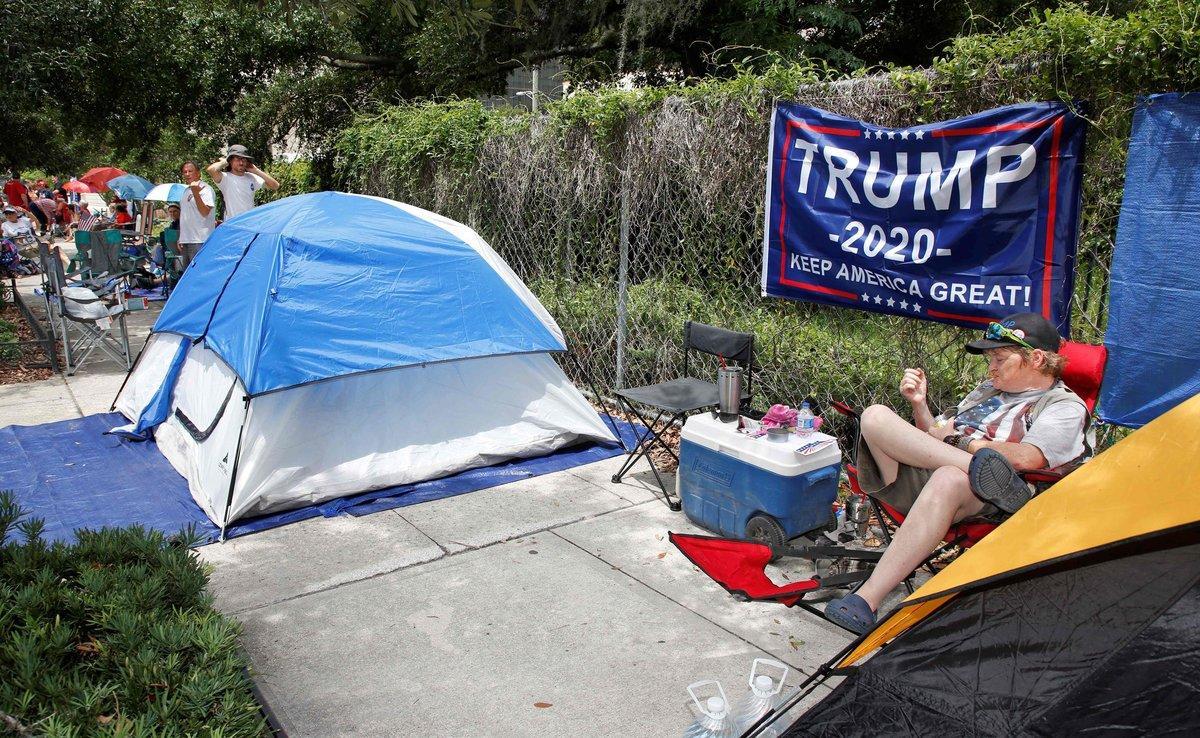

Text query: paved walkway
(0, 273), (917, 736)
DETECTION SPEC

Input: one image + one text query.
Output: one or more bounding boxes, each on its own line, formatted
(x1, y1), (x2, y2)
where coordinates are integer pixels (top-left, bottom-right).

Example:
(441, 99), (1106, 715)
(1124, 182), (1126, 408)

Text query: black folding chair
(611, 321), (754, 510)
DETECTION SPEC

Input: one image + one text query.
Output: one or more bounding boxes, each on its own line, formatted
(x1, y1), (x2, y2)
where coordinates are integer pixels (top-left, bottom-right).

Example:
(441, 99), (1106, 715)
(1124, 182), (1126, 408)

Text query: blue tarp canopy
(154, 192), (565, 396)
(1099, 93), (1200, 427)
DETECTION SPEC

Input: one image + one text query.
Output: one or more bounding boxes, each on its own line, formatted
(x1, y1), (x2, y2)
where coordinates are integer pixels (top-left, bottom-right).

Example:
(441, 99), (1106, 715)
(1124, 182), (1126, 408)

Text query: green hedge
(0, 492), (269, 737)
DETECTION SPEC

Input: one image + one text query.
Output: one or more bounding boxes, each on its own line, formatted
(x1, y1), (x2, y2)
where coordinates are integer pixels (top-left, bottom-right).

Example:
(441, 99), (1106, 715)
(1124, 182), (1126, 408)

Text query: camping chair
(837, 338), (1109, 584)
(671, 340), (1108, 624)
(158, 228), (181, 290)
(611, 321), (754, 510)
(38, 241), (133, 375)
(68, 230), (94, 275)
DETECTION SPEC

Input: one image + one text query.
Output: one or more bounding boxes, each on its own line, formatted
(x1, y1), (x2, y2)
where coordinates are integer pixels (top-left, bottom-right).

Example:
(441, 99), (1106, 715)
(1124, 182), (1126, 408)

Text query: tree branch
(317, 52), (400, 70)
(460, 32), (621, 83)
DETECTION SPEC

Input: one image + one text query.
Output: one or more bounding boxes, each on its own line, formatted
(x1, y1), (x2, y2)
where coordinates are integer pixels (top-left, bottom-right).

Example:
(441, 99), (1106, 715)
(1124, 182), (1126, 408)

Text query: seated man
(1, 206), (35, 240)
(825, 313), (1092, 634)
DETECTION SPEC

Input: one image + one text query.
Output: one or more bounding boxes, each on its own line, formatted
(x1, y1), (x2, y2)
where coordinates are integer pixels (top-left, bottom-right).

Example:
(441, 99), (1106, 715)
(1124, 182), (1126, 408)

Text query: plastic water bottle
(733, 658), (789, 736)
(796, 401), (815, 437)
(683, 681), (737, 738)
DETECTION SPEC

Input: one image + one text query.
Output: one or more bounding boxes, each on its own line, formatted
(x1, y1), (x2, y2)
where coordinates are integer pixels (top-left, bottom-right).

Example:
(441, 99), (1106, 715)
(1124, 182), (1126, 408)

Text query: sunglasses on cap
(984, 321), (1035, 350)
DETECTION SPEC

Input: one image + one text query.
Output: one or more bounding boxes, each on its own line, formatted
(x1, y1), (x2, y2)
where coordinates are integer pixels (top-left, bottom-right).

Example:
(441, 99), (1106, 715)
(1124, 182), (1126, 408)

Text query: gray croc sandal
(824, 593), (876, 635)
(969, 448), (1033, 514)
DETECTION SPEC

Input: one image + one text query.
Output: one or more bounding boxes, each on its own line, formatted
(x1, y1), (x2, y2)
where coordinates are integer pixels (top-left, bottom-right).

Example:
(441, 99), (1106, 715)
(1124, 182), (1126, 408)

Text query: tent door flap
(174, 381), (238, 442)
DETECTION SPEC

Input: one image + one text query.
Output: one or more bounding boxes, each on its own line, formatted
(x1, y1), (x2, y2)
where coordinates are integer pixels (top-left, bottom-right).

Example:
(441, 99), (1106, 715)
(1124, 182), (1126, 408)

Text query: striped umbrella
(144, 183), (190, 202)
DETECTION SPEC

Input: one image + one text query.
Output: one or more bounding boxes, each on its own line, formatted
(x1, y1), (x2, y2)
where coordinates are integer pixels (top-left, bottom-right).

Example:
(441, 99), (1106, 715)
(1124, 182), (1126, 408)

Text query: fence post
(616, 164), (630, 390)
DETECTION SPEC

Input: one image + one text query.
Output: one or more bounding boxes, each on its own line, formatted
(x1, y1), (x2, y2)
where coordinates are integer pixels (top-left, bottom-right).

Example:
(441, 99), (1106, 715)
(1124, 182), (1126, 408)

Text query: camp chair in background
(671, 339), (1108, 628)
(158, 228), (181, 290)
(38, 241), (132, 375)
(68, 230), (94, 276)
(611, 321), (754, 510)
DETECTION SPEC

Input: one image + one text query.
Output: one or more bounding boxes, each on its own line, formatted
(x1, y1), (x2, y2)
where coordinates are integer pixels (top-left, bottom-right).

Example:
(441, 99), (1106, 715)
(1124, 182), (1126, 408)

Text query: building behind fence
(339, 67), (1127, 444)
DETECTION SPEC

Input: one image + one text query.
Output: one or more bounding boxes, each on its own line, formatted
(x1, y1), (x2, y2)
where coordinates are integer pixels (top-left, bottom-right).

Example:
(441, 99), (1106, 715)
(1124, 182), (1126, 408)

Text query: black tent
(750, 394), (1200, 737)
(783, 531), (1200, 735)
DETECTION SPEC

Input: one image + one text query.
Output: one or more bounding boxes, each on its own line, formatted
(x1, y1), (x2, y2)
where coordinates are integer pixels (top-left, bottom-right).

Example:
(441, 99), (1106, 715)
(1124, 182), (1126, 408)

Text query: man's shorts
(854, 433), (1009, 524)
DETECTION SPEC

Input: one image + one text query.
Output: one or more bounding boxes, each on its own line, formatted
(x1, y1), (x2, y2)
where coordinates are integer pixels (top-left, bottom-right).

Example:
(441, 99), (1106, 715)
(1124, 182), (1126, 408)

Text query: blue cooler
(677, 413), (841, 544)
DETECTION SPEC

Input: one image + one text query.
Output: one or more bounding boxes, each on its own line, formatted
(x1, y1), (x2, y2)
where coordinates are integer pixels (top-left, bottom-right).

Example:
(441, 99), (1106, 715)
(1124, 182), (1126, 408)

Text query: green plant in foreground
(0, 319), (21, 363)
(0, 491), (268, 737)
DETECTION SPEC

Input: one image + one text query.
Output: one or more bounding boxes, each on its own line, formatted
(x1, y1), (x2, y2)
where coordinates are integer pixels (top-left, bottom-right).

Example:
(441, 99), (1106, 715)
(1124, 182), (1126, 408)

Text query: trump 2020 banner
(761, 101), (1085, 333)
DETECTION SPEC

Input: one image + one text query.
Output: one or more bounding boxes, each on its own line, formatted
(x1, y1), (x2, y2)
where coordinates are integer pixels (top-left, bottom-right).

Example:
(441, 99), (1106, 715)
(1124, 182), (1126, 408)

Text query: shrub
(0, 492), (269, 737)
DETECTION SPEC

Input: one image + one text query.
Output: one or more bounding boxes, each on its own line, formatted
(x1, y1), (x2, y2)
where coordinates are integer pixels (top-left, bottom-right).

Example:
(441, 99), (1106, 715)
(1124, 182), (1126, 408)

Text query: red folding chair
(671, 340), (1107, 616)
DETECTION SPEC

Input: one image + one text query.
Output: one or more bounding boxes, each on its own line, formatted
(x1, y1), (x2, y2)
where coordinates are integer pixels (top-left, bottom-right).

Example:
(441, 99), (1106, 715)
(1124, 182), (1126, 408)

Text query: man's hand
(926, 421), (957, 442)
(899, 368), (927, 405)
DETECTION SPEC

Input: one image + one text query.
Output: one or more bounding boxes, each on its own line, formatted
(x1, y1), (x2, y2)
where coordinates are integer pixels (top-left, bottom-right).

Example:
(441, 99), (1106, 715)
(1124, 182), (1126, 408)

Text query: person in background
(177, 160), (215, 269)
(54, 194), (73, 236)
(111, 199), (134, 228)
(76, 201), (98, 232)
(4, 174), (45, 234)
(33, 194), (57, 236)
(166, 203), (181, 232)
(2, 206), (35, 239)
(207, 144), (279, 220)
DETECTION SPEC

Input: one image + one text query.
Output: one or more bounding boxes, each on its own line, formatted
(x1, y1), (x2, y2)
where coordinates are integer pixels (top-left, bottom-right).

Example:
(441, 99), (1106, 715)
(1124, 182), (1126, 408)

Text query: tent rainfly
(113, 192), (616, 533)
(754, 392), (1200, 737)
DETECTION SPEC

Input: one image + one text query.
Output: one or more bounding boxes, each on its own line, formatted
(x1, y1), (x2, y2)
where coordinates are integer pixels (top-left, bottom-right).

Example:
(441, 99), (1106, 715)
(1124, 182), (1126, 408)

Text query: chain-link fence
(345, 69), (1125, 446)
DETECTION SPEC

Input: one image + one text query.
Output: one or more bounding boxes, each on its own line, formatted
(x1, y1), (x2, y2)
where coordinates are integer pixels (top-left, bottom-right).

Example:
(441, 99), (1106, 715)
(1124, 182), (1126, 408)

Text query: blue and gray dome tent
(114, 192), (616, 532)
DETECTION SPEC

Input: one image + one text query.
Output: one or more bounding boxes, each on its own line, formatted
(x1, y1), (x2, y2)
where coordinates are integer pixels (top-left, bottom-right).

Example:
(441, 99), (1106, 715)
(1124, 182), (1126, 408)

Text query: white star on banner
(914, 130), (925, 140)
(886, 297), (896, 307)
(899, 300), (909, 310)
(874, 295), (883, 305)
(886, 131), (896, 140)
(912, 303), (922, 313)
(900, 130), (910, 140)
(861, 292), (871, 302)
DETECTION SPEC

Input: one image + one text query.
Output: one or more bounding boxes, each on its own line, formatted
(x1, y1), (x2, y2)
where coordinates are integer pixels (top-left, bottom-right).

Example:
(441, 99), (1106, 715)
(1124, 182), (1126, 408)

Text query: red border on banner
(774, 115), (1064, 323)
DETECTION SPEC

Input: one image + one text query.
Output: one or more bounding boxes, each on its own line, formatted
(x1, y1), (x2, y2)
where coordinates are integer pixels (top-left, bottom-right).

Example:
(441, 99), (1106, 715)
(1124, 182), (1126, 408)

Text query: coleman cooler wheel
(745, 514), (787, 562)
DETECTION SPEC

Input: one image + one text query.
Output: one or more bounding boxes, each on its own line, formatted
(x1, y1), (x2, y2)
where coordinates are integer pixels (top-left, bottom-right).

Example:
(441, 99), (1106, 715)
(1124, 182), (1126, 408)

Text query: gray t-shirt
(942, 380), (1089, 469)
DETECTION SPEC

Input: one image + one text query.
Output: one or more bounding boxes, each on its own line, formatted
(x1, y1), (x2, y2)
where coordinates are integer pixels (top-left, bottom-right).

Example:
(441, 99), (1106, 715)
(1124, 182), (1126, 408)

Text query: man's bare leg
(859, 404), (973, 478)
(854, 466), (985, 611)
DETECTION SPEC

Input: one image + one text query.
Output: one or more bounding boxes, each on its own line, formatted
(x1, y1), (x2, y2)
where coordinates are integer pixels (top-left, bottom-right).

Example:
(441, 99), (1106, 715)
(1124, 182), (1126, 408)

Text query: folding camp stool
(611, 321), (754, 510)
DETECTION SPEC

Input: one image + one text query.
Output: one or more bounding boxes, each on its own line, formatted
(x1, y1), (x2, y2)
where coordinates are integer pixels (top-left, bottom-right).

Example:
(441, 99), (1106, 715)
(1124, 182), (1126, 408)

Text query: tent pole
(218, 396), (251, 541)
(742, 634), (864, 736)
(109, 336), (153, 411)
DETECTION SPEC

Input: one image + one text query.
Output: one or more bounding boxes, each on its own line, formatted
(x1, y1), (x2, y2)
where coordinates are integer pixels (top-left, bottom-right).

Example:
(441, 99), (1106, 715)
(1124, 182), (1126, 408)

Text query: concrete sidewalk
(0, 275), (900, 736)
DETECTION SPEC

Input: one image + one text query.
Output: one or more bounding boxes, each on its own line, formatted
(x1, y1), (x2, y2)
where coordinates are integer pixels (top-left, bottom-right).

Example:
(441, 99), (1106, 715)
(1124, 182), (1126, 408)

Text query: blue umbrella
(106, 174), (155, 200)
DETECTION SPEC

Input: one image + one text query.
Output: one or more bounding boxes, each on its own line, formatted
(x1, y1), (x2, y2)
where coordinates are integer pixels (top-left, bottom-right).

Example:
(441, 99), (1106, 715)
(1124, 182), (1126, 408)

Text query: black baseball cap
(966, 312), (1062, 354)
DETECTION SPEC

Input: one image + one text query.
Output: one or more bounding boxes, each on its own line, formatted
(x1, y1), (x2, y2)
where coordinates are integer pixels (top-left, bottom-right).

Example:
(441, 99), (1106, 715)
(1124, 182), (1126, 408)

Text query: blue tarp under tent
(113, 192), (617, 535)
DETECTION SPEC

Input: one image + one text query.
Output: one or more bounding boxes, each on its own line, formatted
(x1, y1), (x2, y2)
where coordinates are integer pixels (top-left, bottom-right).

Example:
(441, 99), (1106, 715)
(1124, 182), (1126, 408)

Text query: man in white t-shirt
(824, 313), (1092, 634)
(207, 144), (279, 220)
(2, 206), (35, 239)
(177, 161), (216, 270)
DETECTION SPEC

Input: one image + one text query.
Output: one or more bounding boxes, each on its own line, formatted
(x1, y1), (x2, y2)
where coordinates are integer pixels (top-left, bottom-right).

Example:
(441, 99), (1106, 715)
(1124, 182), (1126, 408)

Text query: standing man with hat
(206, 144), (279, 220)
(822, 312), (1093, 634)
